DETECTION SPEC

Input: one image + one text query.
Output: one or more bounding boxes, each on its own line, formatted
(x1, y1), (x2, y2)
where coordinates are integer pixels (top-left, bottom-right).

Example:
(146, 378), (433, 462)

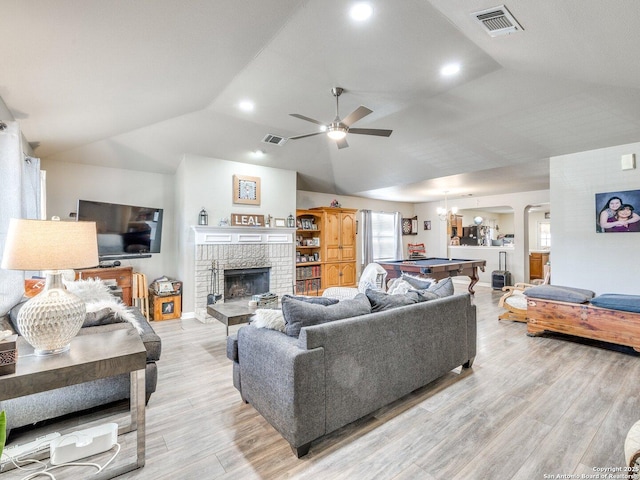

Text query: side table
(0, 329), (147, 479)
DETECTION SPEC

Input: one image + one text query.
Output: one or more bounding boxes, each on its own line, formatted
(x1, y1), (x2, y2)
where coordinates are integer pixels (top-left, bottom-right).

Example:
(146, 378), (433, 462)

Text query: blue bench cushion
(590, 294), (640, 313)
(525, 285), (595, 304)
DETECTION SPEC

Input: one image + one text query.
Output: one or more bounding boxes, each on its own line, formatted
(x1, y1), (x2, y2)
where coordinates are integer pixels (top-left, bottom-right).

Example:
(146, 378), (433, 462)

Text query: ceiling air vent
(262, 134), (288, 146)
(472, 5), (523, 37)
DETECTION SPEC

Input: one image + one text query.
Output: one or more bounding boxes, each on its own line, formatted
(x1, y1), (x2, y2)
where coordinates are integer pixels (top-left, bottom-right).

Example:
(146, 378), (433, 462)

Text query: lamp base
(17, 272), (85, 355)
(34, 344), (71, 356)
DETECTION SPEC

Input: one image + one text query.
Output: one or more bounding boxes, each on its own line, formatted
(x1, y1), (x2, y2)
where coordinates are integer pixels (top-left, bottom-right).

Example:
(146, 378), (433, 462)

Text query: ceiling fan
(288, 87), (392, 149)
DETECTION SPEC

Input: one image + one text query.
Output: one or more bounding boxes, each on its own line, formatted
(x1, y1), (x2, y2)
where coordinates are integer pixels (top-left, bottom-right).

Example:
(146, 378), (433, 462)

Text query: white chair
(498, 283), (534, 322)
(498, 264), (551, 322)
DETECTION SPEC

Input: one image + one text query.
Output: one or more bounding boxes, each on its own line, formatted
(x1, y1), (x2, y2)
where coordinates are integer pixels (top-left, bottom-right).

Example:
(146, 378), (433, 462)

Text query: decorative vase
(17, 272), (86, 355)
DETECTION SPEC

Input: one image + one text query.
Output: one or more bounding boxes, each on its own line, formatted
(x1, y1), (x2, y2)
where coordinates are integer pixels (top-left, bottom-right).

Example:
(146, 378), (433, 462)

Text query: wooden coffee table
(207, 302), (257, 336)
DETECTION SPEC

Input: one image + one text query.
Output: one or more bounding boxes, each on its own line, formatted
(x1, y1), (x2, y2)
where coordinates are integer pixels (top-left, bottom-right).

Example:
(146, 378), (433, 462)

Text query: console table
(76, 266), (133, 306)
(0, 330), (147, 479)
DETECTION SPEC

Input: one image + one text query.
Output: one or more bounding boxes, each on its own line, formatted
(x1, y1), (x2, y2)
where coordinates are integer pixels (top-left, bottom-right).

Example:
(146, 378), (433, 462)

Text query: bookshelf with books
(295, 209), (323, 295)
(296, 207), (358, 295)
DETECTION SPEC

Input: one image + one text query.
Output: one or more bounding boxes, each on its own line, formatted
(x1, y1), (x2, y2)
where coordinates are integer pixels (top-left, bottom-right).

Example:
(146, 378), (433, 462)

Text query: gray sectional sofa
(227, 292), (476, 457)
(0, 304), (161, 436)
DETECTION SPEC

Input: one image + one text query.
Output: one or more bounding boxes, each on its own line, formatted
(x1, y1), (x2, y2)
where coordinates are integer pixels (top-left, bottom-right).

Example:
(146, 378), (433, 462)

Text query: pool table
(379, 257), (487, 294)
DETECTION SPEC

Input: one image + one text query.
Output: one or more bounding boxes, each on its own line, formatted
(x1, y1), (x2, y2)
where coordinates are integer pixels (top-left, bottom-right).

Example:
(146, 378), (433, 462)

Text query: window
(370, 212), (397, 261)
(538, 221), (551, 248)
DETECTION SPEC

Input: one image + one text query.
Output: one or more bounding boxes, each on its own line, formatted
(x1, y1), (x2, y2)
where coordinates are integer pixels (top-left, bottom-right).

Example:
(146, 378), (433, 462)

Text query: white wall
(414, 190), (550, 284)
(177, 155), (298, 314)
(551, 142), (640, 294)
(40, 160), (176, 282)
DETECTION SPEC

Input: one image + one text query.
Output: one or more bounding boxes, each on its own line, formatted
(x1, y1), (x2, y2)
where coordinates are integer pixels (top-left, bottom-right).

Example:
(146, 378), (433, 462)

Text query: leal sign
(231, 214), (265, 227)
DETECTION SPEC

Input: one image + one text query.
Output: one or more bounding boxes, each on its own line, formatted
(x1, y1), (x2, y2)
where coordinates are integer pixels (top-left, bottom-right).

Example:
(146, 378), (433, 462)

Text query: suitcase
(492, 251), (512, 290)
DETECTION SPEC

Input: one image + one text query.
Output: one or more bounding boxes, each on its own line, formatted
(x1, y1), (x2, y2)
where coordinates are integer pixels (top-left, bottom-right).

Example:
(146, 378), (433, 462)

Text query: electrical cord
(15, 443), (121, 480)
(1, 437), (53, 473)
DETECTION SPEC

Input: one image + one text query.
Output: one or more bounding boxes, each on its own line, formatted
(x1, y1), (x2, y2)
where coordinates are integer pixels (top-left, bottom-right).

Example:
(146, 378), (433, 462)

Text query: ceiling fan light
(350, 2), (373, 21)
(327, 127), (347, 140)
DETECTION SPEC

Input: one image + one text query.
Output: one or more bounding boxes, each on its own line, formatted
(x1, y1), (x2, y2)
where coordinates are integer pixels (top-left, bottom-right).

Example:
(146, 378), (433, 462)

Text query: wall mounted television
(77, 200), (164, 259)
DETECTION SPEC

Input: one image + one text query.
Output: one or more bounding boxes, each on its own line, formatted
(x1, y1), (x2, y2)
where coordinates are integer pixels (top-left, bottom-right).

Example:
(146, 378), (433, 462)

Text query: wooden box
(0, 334), (18, 376)
(526, 297), (640, 351)
(150, 294), (182, 321)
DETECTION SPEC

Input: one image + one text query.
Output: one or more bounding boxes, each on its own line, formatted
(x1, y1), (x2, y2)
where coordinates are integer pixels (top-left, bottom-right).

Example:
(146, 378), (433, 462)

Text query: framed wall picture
(233, 174), (261, 205)
(424, 220), (431, 231)
(595, 189), (640, 233)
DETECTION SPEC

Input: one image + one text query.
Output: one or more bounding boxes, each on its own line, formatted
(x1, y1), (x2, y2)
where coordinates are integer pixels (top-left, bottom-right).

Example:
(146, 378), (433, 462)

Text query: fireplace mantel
(192, 226), (295, 245)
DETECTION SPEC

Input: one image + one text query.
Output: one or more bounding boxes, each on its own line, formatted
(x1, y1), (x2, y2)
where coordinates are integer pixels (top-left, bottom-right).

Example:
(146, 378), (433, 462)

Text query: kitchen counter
(450, 245), (515, 250)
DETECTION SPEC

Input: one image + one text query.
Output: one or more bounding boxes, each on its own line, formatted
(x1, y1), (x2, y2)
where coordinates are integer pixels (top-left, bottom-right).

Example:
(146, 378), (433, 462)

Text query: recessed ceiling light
(253, 149), (265, 157)
(350, 2), (373, 21)
(440, 63), (461, 76)
(239, 100), (254, 112)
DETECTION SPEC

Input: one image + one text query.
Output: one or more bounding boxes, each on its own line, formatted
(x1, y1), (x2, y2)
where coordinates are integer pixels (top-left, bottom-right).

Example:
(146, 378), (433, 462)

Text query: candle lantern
(198, 208), (208, 226)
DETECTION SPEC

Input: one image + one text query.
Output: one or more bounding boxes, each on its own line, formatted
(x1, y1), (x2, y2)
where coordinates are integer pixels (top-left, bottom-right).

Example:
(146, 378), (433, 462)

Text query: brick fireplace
(192, 226), (295, 322)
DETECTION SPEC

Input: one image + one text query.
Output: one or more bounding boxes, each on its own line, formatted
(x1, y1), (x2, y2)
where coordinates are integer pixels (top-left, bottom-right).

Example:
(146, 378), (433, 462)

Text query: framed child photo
(596, 189), (640, 233)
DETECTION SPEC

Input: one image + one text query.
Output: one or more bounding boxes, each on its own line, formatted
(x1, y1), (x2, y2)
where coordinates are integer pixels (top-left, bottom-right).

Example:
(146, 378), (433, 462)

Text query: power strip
(50, 423), (118, 465)
(1, 432), (61, 468)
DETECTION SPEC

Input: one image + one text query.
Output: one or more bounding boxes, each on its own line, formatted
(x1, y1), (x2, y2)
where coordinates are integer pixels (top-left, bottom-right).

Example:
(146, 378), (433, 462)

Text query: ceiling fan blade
(341, 106), (372, 127)
(336, 137), (349, 149)
(289, 131), (325, 140)
(289, 113), (326, 126)
(348, 128), (393, 137)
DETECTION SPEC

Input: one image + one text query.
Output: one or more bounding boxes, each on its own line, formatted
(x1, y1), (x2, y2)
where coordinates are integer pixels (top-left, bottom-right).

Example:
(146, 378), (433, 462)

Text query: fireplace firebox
(224, 267), (270, 302)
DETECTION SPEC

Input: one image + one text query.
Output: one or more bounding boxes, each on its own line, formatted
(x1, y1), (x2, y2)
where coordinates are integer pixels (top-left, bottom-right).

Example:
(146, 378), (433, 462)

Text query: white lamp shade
(1, 219), (99, 271)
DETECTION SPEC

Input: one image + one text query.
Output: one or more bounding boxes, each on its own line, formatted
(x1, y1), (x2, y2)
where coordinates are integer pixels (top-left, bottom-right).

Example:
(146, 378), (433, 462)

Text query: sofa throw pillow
(365, 289), (422, 312)
(425, 277), (454, 298)
(8, 295), (127, 332)
(83, 307), (122, 328)
(8, 299), (28, 334)
(281, 295), (339, 307)
(64, 278), (115, 303)
(401, 273), (436, 290)
(386, 278), (414, 295)
(65, 279), (140, 331)
(282, 293), (370, 337)
(252, 309), (286, 332)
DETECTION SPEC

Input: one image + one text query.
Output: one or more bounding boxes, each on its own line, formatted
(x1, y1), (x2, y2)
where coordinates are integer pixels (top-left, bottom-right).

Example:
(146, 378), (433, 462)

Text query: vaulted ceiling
(3, 0), (640, 202)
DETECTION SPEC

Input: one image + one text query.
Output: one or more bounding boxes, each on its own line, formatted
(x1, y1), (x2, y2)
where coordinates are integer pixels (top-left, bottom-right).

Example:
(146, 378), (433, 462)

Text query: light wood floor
(5, 285), (640, 479)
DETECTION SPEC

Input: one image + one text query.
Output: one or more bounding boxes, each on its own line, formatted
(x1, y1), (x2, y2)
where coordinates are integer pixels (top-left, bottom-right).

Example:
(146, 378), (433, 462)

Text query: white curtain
(393, 212), (403, 260)
(0, 121), (41, 315)
(361, 210), (373, 267)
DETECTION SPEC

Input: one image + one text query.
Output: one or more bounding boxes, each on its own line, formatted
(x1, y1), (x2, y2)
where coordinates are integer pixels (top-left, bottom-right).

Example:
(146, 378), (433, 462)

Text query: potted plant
(0, 410), (6, 459)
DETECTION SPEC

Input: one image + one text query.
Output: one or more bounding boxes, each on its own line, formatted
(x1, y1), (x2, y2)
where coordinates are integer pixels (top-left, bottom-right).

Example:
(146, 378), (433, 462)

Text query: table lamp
(1, 218), (99, 355)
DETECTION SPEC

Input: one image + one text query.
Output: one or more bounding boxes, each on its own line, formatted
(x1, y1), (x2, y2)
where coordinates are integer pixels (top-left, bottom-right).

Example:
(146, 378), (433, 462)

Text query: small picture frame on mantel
(274, 218), (286, 227)
(233, 174), (261, 205)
